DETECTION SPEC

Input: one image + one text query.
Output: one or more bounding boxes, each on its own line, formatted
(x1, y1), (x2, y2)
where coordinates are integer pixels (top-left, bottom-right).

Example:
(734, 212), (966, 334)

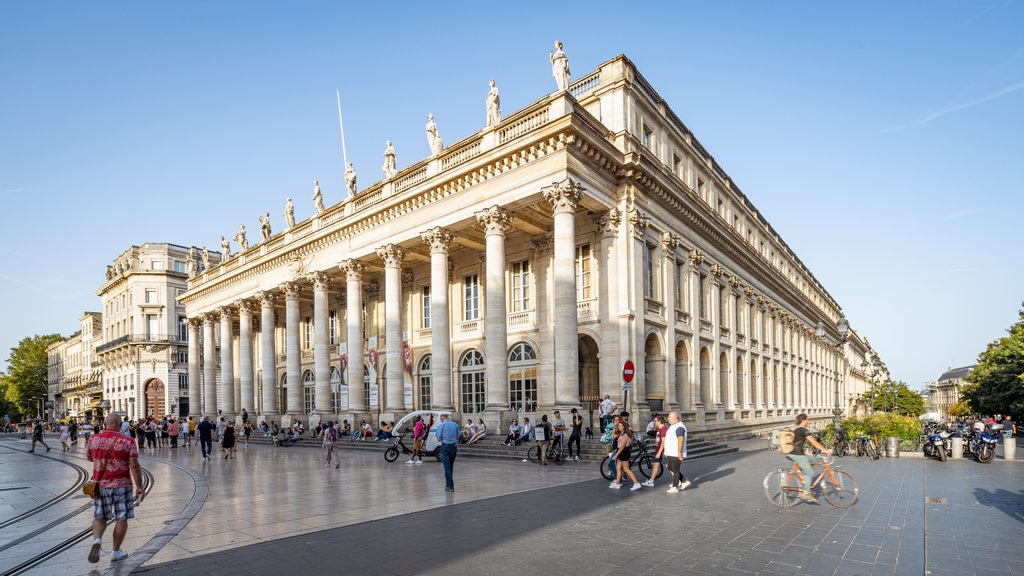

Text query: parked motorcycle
(921, 422), (950, 462)
(960, 423), (1001, 464)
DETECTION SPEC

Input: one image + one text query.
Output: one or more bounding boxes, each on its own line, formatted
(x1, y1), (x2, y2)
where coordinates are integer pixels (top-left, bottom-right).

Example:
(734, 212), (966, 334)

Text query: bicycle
(832, 429), (850, 458)
(763, 455), (859, 508)
(599, 438), (664, 480)
(855, 431), (880, 460)
(528, 438), (565, 465)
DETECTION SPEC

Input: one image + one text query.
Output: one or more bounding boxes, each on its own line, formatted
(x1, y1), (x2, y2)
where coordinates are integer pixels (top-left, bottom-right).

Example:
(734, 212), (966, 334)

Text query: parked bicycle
(528, 438), (565, 465)
(599, 437), (663, 480)
(763, 455), (859, 508)
(855, 430), (881, 460)
(832, 428), (850, 457)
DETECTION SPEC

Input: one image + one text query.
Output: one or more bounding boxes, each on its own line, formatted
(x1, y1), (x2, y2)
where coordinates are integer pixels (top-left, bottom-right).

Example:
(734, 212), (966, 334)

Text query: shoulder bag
(83, 439), (118, 499)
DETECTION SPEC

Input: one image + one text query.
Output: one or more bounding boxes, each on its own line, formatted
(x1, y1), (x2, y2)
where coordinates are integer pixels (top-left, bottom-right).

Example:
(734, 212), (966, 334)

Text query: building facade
(932, 365), (974, 419)
(180, 54), (884, 437)
(47, 312), (103, 421)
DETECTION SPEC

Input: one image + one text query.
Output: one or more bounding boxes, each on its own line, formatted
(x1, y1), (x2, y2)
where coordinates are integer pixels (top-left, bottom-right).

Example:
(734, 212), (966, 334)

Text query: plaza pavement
(1, 434), (1022, 576)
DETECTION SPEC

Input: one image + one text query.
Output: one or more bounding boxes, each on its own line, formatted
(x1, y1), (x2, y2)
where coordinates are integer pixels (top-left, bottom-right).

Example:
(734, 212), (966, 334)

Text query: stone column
(477, 206), (512, 411)
(594, 209), (621, 406)
(310, 272), (332, 416)
(282, 282), (302, 416)
(376, 245), (406, 413)
(202, 312), (218, 418)
(237, 300), (255, 419)
(340, 260), (366, 412)
(421, 228), (453, 410)
(543, 178), (583, 408)
(187, 318), (201, 417)
(686, 251), (704, 411)
(219, 306), (235, 418)
(709, 265), (724, 410)
(661, 232), (678, 409)
(256, 291), (279, 420)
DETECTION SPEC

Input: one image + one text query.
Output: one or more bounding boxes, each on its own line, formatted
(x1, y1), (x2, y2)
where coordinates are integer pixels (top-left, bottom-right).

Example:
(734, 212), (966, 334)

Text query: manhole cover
(925, 497), (947, 504)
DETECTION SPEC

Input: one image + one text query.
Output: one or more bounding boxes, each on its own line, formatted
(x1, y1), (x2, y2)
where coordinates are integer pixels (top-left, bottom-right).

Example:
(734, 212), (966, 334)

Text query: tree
(869, 379), (925, 416)
(948, 400), (973, 418)
(1, 334), (63, 418)
(965, 305), (1024, 416)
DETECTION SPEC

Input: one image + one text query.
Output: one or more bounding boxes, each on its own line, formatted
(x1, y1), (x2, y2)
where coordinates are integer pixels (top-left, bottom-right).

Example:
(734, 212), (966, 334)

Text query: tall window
(178, 316), (188, 341)
(173, 260), (187, 273)
(178, 373), (188, 390)
(464, 274), (479, 320)
(576, 244), (591, 300)
(511, 260), (530, 312)
(146, 314), (158, 339)
(145, 289), (157, 304)
(673, 262), (683, 310)
(422, 286), (431, 328)
(719, 284), (727, 327)
(508, 343), (538, 412)
(329, 310), (337, 345)
(698, 273), (707, 320)
(303, 370), (315, 413)
(460, 350), (485, 413)
(644, 244), (656, 298)
(280, 374), (288, 414)
(330, 367), (342, 411)
(418, 354), (432, 410)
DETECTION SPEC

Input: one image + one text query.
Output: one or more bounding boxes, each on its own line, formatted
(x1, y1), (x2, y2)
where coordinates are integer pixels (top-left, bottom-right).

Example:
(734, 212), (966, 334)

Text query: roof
(937, 365), (974, 381)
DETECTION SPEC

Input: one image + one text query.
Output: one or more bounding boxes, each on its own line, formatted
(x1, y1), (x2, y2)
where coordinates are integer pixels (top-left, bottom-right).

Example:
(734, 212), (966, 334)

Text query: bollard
(1004, 436), (1017, 461)
(951, 436), (964, 459)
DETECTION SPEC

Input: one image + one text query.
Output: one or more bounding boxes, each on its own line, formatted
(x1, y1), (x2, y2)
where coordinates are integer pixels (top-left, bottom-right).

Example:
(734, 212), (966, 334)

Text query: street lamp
(816, 316), (850, 433)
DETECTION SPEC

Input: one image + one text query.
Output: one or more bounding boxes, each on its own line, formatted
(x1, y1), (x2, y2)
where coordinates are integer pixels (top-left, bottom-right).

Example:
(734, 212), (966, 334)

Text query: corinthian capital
(421, 227), (453, 254)
(281, 281), (302, 299)
(339, 259), (365, 281)
(376, 244), (406, 268)
(255, 290), (277, 308)
(593, 207), (620, 235)
(475, 205), (513, 235)
(307, 271), (330, 291)
(542, 178), (584, 214)
(236, 300), (254, 315)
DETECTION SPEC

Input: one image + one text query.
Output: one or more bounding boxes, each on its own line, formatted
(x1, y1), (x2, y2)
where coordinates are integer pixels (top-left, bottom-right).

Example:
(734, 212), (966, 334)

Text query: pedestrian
(609, 420), (641, 490)
(216, 417), (225, 443)
(322, 421), (340, 468)
(568, 408), (583, 461)
(69, 419), (79, 446)
(196, 416), (215, 461)
(179, 418), (189, 447)
(785, 413), (831, 502)
(86, 413), (145, 563)
(241, 408), (249, 426)
(599, 394), (616, 431)
(145, 417), (157, 450)
(1002, 415), (1016, 439)
(167, 418), (179, 449)
(243, 420), (254, 446)
(221, 421), (236, 459)
(28, 420), (50, 453)
(59, 421), (71, 452)
(408, 416), (425, 464)
(435, 413), (460, 493)
(553, 410), (566, 455)
(537, 415), (552, 465)
(187, 416), (196, 447)
(82, 420), (94, 443)
(663, 411), (691, 493)
(643, 415), (667, 487)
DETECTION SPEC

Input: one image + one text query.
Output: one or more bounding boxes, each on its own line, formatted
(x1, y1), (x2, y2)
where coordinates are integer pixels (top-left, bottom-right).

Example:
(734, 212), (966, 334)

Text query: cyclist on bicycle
(788, 413), (831, 503)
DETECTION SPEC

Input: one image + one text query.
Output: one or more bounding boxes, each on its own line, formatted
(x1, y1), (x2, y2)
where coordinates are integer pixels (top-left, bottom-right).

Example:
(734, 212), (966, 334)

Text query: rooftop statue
(201, 246), (210, 270)
(283, 197), (296, 229)
(345, 163), (357, 197)
(425, 114), (443, 157)
(221, 236), (231, 260)
(259, 212), (272, 240)
(235, 224), (249, 251)
(382, 140), (397, 179)
(550, 40), (570, 91)
(486, 79), (501, 127)
(313, 179), (325, 214)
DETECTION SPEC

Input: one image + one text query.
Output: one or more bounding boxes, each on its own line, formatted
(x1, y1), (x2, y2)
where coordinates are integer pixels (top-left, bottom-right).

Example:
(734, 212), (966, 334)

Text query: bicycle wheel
(764, 469), (801, 508)
(856, 441), (865, 458)
(822, 469), (859, 508)
(867, 443), (880, 461)
(637, 455), (654, 479)
(384, 446), (399, 462)
(599, 456), (615, 480)
(527, 444), (541, 464)
(550, 447), (564, 465)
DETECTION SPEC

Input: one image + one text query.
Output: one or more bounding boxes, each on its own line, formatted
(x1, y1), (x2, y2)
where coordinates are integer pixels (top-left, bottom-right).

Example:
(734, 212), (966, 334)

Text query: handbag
(83, 441), (117, 499)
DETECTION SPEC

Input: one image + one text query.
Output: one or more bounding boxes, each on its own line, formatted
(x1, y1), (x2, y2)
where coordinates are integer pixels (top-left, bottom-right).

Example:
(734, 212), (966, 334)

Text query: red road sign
(622, 360), (635, 383)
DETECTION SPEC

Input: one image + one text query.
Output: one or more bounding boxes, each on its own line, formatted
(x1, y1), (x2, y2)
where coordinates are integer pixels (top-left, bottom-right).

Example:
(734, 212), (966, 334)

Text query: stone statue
(283, 197), (296, 229)
(425, 114), (443, 157)
(235, 224), (249, 251)
(486, 79), (501, 127)
(312, 179), (325, 214)
(259, 212), (272, 240)
(550, 40), (570, 91)
(201, 246), (210, 270)
(345, 162), (357, 197)
(186, 247), (197, 277)
(382, 140), (397, 179)
(220, 236), (231, 260)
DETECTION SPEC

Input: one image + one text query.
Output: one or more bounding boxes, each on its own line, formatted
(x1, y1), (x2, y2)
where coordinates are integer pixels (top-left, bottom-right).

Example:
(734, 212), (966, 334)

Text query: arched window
(418, 354), (432, 410)
(460, 350), (485, 413)
(508, 343), (537, 412)
(363, 365), (374, 407)
(330, 367), (342, 412)
(303, 370), (315, 414)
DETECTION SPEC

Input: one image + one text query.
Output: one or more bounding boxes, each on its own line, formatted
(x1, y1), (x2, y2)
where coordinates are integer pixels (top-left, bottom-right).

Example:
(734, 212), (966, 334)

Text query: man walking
(567, 407), (583, 461)
(86, 413), (144, 563)
(28, 420), (50, 453)
(435, 413), (460, 493)
(663, 411), (692, 493)
(196, 416), (215, 461)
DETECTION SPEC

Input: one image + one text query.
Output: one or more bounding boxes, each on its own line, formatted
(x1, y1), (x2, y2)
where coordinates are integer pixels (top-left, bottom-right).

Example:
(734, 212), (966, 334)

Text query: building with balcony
(179, 52), (884, 437)
(47, 312), (103, 422)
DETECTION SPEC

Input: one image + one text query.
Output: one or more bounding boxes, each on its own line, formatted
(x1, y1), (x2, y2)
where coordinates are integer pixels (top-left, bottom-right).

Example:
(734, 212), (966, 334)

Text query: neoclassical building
(931, 365), (974, 419)
(180, 53), (884, 437)
(47, 312), (102, 421)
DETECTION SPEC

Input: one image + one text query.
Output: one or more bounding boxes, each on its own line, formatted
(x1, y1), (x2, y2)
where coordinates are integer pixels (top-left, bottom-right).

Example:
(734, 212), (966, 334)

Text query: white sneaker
(608, 482), (621, 489)
(414, 460), (423, 465)
(111, 550), (128, 562)
(666, 486), (679, 494)
(678, 480), (692, 491)
(641, 479), (655, 487)
(630, 483), (642, 491)
(573, 456), (580, 461)
(405, 460), (415, 464)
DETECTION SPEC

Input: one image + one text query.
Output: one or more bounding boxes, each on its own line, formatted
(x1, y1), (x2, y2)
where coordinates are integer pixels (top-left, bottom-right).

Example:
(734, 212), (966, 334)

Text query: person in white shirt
(515, 417), (534, 446)
(599, 395), (616, 431)
(663, 411), (692, 493)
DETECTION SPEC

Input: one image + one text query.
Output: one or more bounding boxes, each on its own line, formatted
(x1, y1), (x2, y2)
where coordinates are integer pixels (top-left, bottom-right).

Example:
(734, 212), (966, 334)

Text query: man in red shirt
(86, 413), (145, 563)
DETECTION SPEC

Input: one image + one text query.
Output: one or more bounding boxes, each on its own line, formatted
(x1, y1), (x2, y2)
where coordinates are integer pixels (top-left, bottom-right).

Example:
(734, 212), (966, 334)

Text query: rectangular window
(173, 260), (186, 273)
(511, 260), (530, 312)
(151, 260), (164, 270)
(719, 284), (726, 326)
(177, 316), (188, 341)
(145, 289), (157, 304)
(642, 125), (654, 153)
(146, 314), (158, 339)
(461, 371), (485, 413)
(464, 274), (479, 320)
(575, 244), (591, 300)
(175, 351), (188, 363)
(697, 178), (706, 201)
(422, 286), (431, 328)
(178, 373), (188, 390)
(304, 316), (312, 349)
(674, 262), (683, 310)
(329, 310), (338, 345)
(644, 243), (656, 299)
(673, 154), (682, 177)
(698, 274), (707, 320)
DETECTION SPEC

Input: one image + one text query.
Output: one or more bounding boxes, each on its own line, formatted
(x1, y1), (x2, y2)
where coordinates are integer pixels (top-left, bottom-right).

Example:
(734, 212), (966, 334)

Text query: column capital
(728, 275), (743, 289)
(710, 263), (726, 278)
(542, 178), (583, 213)
(236, 299), (254, 315)
(475, 205), (513, 236)
(688, 248), (705, 272)
(661, 231), (681, 251)
(255, 290), (277, 307)
(629, 208), (650, 238)
(593, 207), (620, 236)
(339, 259), (365, 281)
(281, 281), (302, 299)
(375, 244), (406, 268)
(307, 271), (330, 291)
(187, 317), (203, 329)
(202, 311), (220, 324)
(421, 227), (453, 254)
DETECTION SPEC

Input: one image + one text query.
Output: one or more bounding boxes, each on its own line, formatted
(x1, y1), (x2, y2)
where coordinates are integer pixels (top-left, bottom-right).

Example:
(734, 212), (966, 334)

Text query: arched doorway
(675, 341), (690, 410)
(144, 378), (165, 418)
(644, 333), (664, 412)
(577, 335), (600, 404)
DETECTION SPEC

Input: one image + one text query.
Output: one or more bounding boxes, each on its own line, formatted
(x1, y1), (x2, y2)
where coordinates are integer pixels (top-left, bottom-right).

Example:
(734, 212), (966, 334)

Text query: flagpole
(336, 89), (348, 166)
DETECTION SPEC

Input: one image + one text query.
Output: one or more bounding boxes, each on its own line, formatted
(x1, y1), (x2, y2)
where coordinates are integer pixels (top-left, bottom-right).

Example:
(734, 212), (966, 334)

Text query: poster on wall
(403, 331), (413, 406)
(368, 337), (378, 407)
(338, 343), (349, 407)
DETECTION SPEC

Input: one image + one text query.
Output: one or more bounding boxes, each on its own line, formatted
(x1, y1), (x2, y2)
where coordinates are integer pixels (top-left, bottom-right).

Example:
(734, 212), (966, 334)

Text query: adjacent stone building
(179, 52), (884, 437)
(932, 365), (974, 419)
(47, 312), (103, 421)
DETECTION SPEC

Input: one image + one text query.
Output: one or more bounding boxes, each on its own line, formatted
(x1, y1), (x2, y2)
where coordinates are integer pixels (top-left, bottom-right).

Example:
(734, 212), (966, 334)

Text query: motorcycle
(921, 423), (950, 462)
(960, 423), (1001, 464)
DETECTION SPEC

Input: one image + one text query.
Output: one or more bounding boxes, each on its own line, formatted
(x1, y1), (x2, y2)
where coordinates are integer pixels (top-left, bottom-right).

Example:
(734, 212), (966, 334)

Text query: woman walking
(221, 421), (236, 459)
(59, 421), (71, 452)
(609, 421), (641, 490)
(322, 421), (340, 468)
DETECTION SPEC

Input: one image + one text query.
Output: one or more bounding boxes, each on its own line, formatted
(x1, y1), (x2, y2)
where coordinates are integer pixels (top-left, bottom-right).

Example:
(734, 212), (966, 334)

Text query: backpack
(778, 428), (795, 454)
(601, 428), (614, 444)
(326, 427), (339, 442)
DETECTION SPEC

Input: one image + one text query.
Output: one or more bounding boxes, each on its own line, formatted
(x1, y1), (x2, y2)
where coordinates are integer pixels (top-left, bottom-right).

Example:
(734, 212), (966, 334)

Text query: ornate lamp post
(816, 316), (850, 432)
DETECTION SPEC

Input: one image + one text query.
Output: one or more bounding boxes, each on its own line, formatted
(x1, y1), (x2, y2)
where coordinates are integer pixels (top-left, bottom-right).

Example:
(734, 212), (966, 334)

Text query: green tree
(1, 334), (63, 418)
(965, 305), (1024, 416)
(948, 400), (973, 418)
(867, 380), (924, 416)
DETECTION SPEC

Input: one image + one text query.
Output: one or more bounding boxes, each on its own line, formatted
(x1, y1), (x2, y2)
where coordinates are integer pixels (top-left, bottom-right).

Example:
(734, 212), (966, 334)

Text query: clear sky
(2, 1), (1022, 392)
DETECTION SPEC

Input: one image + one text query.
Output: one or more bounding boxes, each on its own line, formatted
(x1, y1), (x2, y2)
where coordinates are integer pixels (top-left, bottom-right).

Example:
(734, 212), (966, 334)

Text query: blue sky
(2, 1), (1022, 392)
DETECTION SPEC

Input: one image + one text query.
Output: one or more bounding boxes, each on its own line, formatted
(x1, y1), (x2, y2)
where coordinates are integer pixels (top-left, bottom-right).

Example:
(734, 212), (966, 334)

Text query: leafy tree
(948, 400), (973, 418)
(964, 305), (1024, 416)
(867, 379), (924, 416)
(1, 334), (63, 418)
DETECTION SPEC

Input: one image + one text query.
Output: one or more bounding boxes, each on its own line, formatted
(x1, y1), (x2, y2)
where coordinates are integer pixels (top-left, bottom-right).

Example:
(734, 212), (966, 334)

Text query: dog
(584, 427), (594, 440)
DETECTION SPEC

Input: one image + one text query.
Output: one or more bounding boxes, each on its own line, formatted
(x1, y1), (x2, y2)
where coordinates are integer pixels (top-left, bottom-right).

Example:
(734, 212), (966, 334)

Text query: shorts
(413, 438), (423, 450)
(94, 486), (136, 522)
